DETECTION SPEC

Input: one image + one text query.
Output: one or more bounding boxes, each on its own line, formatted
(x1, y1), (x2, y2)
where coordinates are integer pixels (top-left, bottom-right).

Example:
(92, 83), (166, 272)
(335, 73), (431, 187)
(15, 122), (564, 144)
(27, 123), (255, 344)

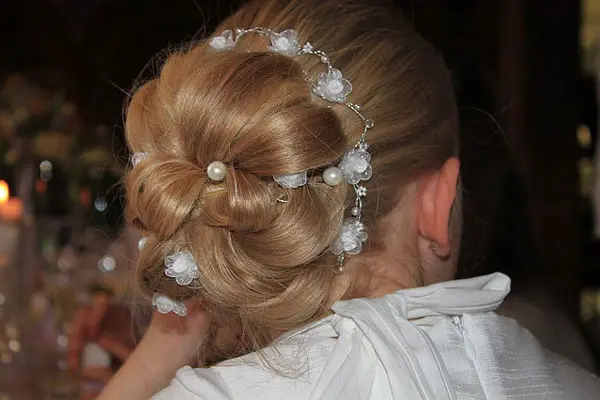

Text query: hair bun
(200, 168), (278, 233)
(126, 153), (205, 239)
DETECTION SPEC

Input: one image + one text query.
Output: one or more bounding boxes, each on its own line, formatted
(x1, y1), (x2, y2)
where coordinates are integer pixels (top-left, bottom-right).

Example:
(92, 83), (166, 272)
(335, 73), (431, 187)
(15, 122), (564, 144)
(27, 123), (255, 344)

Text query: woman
(100, 0), (600, 398)
(68, 285), (133, 399)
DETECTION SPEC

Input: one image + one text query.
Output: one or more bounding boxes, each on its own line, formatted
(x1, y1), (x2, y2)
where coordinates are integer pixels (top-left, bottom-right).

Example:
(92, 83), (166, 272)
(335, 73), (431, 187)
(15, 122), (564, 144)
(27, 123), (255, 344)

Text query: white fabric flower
(210, 30), (235, 51)
(338, 149), (372, 185)
(164, 251), (200, 286)
(314, 68), (353, 103)
(330, 219), (368, 256)
(131, 152), (147, 167)
(152, 294), (187, 316)
(269, 29), (300, 56)
(274, 172), (307, 189)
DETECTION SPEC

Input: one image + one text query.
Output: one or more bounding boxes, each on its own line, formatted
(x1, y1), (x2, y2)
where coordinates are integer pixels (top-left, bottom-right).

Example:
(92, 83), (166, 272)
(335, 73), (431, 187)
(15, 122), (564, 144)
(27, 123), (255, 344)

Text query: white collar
(282, 273), (511, 341)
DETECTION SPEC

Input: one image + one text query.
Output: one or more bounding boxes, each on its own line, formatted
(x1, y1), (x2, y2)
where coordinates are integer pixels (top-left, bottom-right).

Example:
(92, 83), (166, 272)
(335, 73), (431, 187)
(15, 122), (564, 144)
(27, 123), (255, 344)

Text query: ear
(417, 157), (460, 257)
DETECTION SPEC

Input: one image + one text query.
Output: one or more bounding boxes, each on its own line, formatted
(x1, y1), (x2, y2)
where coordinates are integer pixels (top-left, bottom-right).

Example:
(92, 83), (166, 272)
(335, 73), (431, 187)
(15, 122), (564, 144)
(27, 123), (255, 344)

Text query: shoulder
(155, 325), (337, 400)
(153, 366), (233, 400)
(459, 313), (600, 396)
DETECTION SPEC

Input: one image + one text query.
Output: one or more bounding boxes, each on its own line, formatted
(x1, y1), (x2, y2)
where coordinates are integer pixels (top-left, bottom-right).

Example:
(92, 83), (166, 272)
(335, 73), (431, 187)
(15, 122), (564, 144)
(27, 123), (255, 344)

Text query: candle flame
(0, 180), (9, 204)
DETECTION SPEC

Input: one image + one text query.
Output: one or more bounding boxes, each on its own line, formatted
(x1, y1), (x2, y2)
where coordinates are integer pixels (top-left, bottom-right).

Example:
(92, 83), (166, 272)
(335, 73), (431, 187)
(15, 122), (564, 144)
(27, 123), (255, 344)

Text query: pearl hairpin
(206, 161), (227, 182)
(322, 167), (344, 186)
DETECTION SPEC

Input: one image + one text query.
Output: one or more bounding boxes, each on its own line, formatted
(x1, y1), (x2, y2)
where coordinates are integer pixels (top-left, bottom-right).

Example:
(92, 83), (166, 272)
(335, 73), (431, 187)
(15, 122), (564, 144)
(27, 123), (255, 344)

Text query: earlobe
(417, 157), (460, 257)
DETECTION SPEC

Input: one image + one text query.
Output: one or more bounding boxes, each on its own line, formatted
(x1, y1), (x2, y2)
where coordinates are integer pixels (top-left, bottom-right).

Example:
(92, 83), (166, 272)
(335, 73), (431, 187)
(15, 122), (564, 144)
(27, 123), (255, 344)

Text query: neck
(329, 253), (425, 303)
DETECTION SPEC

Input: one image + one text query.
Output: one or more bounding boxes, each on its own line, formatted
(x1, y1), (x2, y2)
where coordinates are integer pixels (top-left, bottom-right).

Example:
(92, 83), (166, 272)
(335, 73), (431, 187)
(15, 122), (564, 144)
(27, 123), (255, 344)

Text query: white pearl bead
(323, 167), (343, 186)
(138, 237), (148, 250)
(207, 161), (227, 182)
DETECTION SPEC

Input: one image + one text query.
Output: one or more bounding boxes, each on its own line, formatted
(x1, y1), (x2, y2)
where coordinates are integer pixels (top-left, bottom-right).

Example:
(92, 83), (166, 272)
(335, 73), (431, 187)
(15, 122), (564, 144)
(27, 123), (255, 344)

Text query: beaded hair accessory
(210, 27), (374, 273)
(134, 27), (375, 315)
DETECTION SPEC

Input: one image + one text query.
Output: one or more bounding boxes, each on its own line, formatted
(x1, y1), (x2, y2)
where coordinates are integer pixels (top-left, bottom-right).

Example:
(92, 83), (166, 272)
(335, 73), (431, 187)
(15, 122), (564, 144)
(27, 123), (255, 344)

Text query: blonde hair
(124, 0), (458, 356)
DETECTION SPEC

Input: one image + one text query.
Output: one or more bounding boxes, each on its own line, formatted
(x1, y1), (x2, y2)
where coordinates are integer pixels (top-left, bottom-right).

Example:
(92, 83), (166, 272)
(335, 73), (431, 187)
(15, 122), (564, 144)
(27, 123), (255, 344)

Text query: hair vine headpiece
(210, 28), (374, 273)
(136, 27), (376, 314)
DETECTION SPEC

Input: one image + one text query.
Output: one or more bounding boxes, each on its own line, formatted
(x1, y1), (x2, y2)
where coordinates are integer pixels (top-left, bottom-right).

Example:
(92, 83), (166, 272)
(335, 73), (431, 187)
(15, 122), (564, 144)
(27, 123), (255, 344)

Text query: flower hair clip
(152, 294), (188, 316)
(209, 28), (376, 272)
(274, 171), (307, 189)
(164, 250), (200, 286)
(131, 152), (147, 167)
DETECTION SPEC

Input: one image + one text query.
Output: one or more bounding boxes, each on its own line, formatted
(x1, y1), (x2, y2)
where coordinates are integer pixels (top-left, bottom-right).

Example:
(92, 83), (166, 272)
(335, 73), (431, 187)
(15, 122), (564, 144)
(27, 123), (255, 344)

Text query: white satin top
(154, 273), (600, 399)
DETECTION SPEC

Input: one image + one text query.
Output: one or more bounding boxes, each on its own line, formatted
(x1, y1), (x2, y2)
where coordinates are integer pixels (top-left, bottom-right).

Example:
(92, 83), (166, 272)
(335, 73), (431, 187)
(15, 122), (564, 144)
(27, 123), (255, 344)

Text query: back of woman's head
(124, 0), (458, 353)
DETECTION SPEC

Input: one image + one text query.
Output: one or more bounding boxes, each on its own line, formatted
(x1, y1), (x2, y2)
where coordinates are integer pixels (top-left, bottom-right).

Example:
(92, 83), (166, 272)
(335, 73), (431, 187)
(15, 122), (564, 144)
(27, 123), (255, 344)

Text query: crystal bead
(351, 207), (361, 216)
(365, 119), (374, 129)
(333, 264), (345, 274)
(302, 42), (313, 53)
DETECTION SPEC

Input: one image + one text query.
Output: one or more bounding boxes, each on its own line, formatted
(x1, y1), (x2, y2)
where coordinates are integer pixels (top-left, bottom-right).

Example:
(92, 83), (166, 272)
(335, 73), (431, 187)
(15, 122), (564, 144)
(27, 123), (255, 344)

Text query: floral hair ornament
(164, 250), (200, 286)
(131, 152), (147, 167)
(210, 28), (375, 272)
(273, 171), (307, 189)
(152, 293), (188, 316)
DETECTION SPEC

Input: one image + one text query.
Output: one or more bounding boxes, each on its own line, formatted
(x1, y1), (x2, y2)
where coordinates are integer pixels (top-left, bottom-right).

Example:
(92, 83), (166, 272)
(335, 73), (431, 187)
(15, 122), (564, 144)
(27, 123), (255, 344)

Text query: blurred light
(30, 294), (48, 316)
(57, 246), (76, 271)
(8, 340), (20, 353)
(35, 179), (47, 194)
(57, 335), (68, 348)
(577, 125), (592, 148)
(0, 197), (23, 222)
(39, 160), (53, 172)
(80, 188), (92, 206)
(1, 352), (12, 364)
(5, 324), (18, 340)
(0, 181), (9, 204)
(581, 289), (599, 322)
(57, 360), (68, 370)
(94, 197), (108, 212)
(98, 255), (116, 272)
(0, 294), (5, 306)
(579, 159), (595, 197)
(40, 169), (53, 182)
